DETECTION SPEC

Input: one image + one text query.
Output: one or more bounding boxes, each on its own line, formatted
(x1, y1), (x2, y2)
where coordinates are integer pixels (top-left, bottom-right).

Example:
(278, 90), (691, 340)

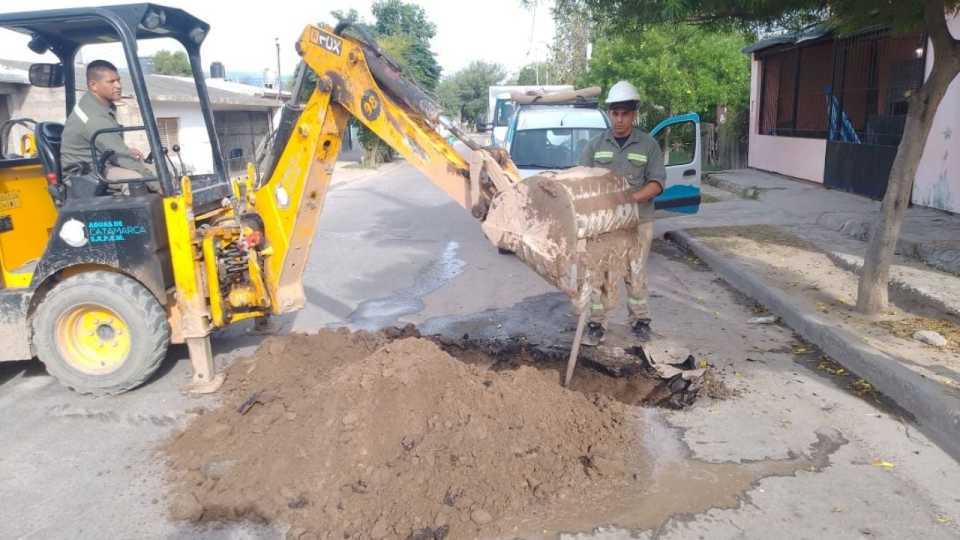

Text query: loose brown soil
(163, 329), (648, 539)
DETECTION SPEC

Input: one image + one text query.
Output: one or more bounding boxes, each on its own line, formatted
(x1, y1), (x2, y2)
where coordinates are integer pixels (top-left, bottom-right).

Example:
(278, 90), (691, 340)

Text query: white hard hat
(605, 80), (641, 105)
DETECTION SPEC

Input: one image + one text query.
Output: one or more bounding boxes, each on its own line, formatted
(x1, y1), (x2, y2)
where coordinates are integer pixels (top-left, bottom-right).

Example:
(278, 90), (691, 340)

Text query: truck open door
(652, 113), (701, 214)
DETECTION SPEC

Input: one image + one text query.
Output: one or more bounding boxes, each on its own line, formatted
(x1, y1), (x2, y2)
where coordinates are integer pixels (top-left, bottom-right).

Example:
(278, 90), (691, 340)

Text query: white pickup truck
(486, 85), (572, 148)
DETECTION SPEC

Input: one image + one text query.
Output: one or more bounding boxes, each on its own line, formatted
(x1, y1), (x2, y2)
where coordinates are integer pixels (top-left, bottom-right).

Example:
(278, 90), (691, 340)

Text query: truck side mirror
(28, 63), (65, 88)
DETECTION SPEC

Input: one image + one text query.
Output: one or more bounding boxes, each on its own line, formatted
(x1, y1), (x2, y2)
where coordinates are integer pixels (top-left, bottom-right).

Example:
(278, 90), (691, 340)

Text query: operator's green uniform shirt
(579, 128), (666, 220)
(60, 91), (151, 176)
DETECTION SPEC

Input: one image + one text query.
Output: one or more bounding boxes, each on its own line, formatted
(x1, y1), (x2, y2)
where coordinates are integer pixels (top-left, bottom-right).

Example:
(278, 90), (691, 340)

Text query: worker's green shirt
(60, 92), (151, 176)
(579, 128), (666, 219)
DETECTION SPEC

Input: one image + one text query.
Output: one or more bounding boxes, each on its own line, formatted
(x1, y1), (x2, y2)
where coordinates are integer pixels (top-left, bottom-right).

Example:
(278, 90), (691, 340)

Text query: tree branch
(925, 0), (955, 53)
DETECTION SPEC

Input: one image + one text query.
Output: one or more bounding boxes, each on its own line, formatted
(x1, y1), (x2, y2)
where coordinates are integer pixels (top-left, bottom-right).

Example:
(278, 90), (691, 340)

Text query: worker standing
(579, 80), (666, 346)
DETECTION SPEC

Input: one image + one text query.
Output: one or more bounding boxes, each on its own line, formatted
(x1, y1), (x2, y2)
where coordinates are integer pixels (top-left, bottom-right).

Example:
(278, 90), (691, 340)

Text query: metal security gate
(822, 30), (925, 199)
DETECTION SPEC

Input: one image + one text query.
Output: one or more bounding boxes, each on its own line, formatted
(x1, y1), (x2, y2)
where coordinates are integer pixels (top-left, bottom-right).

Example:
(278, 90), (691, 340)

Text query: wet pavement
(350, 240), (466, 330)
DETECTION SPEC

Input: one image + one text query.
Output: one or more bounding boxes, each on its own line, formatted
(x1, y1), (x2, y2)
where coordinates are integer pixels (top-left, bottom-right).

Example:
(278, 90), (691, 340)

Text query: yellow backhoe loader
(0, 4), (663, 394)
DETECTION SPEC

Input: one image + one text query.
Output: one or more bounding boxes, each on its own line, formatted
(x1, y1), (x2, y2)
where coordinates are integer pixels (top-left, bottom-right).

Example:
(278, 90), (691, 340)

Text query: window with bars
(757, 30), (925, 146)
(156, 117), (180, 148)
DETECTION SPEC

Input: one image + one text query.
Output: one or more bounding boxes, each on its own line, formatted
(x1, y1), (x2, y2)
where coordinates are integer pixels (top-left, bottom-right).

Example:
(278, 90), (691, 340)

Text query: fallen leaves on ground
(872, 459), (896, 471)
(817, 358), (846, 377)
(877, 317), (960, 353)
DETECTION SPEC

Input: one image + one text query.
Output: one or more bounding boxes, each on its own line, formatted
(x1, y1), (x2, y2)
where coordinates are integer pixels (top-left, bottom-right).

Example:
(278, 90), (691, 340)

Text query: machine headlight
(141, 9), (166, 30)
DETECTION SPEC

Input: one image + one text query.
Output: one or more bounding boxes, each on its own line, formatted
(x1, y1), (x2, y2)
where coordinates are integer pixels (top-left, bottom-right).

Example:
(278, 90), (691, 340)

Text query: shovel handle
(564, 306), (590, 387)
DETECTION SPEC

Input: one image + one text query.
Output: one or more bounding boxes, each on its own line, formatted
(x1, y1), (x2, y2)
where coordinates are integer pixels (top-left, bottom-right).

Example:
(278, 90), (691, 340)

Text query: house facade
(0, 59), (280, 176)
(745, 14), (959, 212)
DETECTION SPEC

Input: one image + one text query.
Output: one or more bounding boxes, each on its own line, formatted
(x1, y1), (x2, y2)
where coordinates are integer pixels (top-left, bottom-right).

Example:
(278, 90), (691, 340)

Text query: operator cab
(0, 4), (230, 288)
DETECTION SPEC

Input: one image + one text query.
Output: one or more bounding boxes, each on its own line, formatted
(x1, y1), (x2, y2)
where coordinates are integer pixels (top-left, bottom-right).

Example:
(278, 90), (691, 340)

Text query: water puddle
(349, 241), (466, 330)
(499, 409), (847, 538)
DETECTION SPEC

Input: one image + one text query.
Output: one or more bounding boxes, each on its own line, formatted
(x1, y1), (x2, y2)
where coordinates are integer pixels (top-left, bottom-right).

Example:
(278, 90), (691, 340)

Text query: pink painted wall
(913, 13), (960, 212)
(747, 57), (827, 182)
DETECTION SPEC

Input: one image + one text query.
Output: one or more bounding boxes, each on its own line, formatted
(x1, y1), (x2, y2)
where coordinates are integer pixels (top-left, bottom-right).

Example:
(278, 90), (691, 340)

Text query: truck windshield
(510, 128), (605, 169)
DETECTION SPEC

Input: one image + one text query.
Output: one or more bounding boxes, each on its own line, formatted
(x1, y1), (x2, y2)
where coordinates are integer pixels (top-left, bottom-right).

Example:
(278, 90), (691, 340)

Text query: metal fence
(758, 29), (926, 147)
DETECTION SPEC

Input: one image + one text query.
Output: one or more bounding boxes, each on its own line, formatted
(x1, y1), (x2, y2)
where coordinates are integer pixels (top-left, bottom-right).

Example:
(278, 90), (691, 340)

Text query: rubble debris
(913, 330), (948, 348)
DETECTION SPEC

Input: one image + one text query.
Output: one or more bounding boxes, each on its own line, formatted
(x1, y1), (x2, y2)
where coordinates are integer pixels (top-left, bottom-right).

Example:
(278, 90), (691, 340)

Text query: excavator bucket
(480, 166), (645, 299)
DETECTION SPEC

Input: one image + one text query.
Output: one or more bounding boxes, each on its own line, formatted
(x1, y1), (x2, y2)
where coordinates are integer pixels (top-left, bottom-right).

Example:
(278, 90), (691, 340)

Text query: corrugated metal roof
(742, 24), (832, 54)
(139, 74), (278, 108)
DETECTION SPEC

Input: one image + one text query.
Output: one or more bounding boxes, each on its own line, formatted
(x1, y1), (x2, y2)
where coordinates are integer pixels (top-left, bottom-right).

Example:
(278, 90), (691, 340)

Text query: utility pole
(275, 37), (281, 102)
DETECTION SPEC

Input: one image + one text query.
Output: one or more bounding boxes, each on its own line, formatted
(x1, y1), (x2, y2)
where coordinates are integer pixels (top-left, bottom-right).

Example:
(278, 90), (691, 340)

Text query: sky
(0, 0), (555, 79)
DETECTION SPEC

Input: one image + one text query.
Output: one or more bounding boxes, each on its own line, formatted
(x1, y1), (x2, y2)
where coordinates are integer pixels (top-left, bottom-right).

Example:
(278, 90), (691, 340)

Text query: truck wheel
(32, 271), (170, 395)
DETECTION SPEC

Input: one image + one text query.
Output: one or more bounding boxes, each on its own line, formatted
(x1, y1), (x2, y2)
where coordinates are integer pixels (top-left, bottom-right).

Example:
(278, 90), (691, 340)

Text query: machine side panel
(0, 289), (32, 361)
(32, 195), (172, 303)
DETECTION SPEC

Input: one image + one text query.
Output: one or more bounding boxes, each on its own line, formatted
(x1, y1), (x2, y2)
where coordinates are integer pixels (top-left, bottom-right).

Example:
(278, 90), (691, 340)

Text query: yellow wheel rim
(56, 304), (131, 375)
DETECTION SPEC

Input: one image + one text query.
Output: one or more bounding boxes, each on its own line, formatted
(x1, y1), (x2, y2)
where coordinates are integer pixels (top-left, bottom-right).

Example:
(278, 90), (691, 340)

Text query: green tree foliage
(371, 0), (442, 90)
(356, 32), (422, 165)
(520, 0), (592, 84)
(548, 0), (593, 84)
(436, 61), (507, 126)
(565, 0), (958, 35)
(573, 0), (960, 314)
(331, 2), (443, 166)
(584, 24), (750, 127)
(152, 50), (191, 76)
(514, 62), (557, 85)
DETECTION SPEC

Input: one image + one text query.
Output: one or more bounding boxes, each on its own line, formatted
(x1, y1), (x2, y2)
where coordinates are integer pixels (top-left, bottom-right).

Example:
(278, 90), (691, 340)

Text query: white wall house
(0, 60), (280, 176)
(913, 15), (960, 212)
(745, 13), (959, 212)
(150, 101), (214, 175)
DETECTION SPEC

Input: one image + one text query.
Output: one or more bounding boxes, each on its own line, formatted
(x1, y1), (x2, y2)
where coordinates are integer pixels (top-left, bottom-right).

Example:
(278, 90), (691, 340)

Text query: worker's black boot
(582, 322), (605, 346)
(632, 319), (652, 342)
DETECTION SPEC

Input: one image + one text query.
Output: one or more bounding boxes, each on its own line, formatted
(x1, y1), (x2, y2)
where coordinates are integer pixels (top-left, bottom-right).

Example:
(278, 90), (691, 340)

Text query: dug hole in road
(162, 327), (828, 540)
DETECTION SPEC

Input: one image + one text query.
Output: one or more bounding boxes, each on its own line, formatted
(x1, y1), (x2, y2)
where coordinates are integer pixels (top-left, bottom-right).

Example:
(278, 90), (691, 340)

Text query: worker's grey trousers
(105, 164), (160, 193)
(587, 220), (654, 328)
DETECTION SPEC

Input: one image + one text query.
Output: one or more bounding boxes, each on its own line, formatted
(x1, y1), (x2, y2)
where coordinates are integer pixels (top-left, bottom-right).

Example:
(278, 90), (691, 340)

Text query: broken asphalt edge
(665, 229), (960, 463)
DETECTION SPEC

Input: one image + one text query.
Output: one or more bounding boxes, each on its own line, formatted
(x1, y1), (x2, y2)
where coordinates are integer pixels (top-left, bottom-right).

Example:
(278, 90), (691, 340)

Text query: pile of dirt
(163, 329), (645, 539)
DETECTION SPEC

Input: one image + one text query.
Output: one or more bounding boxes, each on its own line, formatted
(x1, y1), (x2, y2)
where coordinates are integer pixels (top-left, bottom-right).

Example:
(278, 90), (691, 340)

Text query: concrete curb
(331, 161), (404, 186)
(703, 173), (761, 200)
(666, 229), (960, 462)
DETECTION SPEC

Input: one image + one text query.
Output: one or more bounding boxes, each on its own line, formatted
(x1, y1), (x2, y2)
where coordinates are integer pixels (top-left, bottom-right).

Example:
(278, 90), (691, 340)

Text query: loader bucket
(481, 166), (646, 299)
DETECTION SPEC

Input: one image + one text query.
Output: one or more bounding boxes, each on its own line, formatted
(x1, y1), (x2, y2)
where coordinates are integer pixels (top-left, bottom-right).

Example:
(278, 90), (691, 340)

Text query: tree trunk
(857, 1), (960, 314)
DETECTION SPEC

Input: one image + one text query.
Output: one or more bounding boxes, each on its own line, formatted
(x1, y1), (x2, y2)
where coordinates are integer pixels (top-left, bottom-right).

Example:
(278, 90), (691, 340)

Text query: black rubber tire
(31, 271), (170, 395)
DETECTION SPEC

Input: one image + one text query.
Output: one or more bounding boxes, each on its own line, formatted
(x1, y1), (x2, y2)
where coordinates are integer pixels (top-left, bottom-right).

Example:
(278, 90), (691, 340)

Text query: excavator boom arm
(252, 24), (639, 316)
(254, 24), (493, 313)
